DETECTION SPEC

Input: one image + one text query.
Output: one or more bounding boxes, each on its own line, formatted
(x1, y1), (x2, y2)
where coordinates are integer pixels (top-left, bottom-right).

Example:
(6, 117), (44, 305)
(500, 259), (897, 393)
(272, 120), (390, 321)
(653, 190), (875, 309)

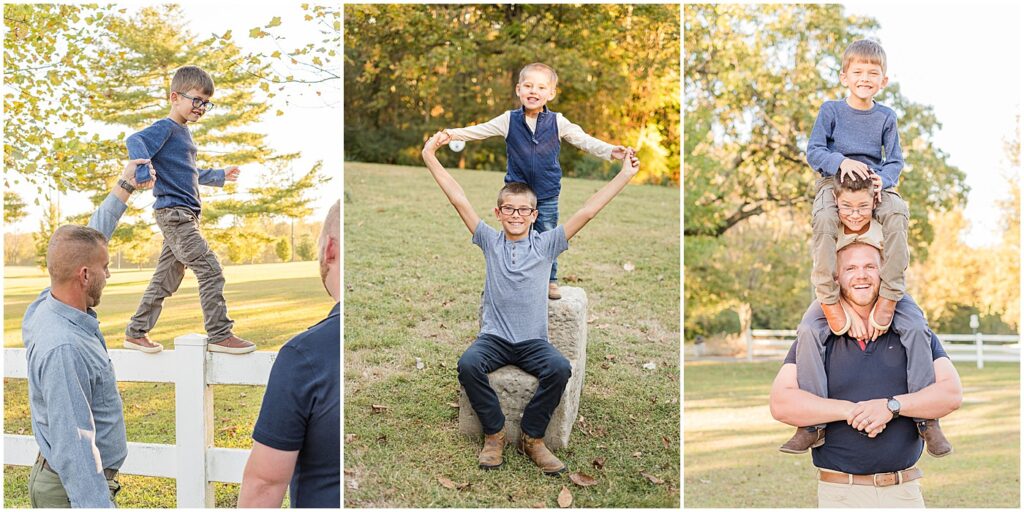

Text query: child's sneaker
(207, 335), (256, 354)
(917, 419), (953, 457)
(779, 426), (825, 454)
(548, 283), (561, 300)
(124, 335), (164, 354)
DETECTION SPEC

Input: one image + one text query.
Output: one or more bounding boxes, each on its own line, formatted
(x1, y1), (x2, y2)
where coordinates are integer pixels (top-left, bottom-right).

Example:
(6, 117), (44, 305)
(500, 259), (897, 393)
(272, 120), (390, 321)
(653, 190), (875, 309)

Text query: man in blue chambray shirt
(22, 159), (155, 507)
(238, 199), (340, 508)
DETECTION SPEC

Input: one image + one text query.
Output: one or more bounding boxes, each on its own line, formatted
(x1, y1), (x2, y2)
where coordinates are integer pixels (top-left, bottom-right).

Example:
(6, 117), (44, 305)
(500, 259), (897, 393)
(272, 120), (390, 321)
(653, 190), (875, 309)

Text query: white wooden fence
(3, 334), (276, 507)
(748, 329), (1020, 367)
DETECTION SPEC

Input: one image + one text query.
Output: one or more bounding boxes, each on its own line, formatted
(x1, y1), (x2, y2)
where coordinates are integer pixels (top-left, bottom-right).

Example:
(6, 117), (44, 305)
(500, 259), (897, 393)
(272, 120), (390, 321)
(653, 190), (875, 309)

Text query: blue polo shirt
(253, 302), (340, 507)
(784, 330), (948, 474)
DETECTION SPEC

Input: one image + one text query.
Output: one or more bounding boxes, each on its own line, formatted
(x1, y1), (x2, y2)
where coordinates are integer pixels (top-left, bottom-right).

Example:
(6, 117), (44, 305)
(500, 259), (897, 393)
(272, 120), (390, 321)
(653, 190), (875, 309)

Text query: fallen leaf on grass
(557, 486), (573, 508)
(592, 457), (606, 470)
(563, 274), (582, 283)
(642, 362), (656, 370)
(343, 469), (354, 476)
(531, 503), (546, 508)
(604, 354), (616, 361)
(623, 262), (635, 272)
(347, 479), (359, 490)
(600, 362), (610, 369)
(415, 357), (425, 370)
(700, 478), (711, 484)
(632, 451), (643, 458)
(447, 401), (460, 408)
(662, 436), (671, 449)
(641, 471), (665, 485)
(569, 472), (598, 487)
(371, 404), (388, 413)
(376, 435), (388, 445)
(438, 476), (457, 490)
(344, 434), (357, 444)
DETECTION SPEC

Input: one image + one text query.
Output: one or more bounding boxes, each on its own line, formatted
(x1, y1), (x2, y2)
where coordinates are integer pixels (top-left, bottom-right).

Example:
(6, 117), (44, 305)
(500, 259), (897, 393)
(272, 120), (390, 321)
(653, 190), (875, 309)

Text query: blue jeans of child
(457, 334), (572, 438)
(535, 196), (559, 282)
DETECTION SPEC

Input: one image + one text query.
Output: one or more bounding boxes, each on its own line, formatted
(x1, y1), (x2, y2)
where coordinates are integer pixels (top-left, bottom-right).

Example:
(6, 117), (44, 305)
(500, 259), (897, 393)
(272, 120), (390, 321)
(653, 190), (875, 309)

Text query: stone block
(458, 286), (588, 450)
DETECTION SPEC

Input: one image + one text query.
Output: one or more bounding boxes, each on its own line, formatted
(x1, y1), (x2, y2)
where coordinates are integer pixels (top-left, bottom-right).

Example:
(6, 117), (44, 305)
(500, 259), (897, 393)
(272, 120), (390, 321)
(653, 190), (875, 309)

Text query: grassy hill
(343, 162), (680, 507)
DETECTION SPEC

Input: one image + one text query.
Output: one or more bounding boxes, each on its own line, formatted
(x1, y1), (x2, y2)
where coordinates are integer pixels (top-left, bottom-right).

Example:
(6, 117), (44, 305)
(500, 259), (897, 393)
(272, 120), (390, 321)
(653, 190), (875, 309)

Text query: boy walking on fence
(122, 65), (254, 355)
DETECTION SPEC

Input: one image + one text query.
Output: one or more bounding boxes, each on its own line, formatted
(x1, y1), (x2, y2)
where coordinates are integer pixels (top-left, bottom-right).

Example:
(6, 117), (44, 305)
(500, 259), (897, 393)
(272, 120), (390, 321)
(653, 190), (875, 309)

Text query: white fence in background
(3, 334), (276, 507)
(748, 329), (1019, 368)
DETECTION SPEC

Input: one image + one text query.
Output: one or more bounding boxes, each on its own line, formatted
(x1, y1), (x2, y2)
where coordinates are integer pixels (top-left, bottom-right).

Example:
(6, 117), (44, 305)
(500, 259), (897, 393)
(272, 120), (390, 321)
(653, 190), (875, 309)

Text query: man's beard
(87, 279), (104, 308)
(320, 257), (330, 296)
(840, 283), (877, 307)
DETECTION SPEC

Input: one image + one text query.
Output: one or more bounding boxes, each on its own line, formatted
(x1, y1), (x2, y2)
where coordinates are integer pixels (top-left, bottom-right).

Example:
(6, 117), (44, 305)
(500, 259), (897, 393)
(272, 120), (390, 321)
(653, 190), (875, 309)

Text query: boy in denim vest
(122, 66), (255, 355)
(443, 63), (632, 299)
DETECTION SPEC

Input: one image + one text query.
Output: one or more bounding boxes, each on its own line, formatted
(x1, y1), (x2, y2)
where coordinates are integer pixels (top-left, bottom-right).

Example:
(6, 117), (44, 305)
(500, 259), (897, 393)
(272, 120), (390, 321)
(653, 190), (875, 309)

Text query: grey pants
(126, 207), (233, 342)
(795, 295), (935, 426)
(811, 177), (911, 304)
(28, 456), (120, 507)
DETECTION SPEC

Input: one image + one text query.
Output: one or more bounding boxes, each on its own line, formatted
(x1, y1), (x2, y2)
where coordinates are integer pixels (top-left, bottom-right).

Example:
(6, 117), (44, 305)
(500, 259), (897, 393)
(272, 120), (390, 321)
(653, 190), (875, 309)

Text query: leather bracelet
(117, 178), (135, 193)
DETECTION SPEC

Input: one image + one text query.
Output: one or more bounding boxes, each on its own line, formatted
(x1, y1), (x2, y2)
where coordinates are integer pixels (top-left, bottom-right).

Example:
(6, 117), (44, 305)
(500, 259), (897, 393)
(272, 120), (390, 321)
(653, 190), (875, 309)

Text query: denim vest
(506, 107), (561, 200)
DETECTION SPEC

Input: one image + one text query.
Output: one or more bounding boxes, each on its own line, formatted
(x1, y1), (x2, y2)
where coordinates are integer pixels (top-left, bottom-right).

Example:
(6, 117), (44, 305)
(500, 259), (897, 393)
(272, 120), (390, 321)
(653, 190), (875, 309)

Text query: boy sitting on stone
(421, 130), (638, 475)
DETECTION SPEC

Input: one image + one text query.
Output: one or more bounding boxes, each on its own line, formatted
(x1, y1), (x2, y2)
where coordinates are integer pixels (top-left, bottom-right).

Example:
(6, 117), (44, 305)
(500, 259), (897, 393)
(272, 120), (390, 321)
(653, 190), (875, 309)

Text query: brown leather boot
(870, 297), (898, 332)
(778, 427), (825, 454)
(478, 429), (506, 469)
(917, 420), (953, 457)
(821, 302), (851, 335)
(519, 433), (566, 475)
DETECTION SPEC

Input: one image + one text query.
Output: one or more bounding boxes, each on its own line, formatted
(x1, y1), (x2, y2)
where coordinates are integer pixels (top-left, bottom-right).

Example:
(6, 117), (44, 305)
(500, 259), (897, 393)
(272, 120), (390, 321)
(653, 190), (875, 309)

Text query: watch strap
(118, 178), (136, 193)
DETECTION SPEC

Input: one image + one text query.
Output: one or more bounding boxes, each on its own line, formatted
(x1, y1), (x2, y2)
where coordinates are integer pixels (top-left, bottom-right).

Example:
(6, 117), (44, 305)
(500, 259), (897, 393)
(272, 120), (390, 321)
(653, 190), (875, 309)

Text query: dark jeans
(458, 334), (572, 438)
(535, 196), (559, 282)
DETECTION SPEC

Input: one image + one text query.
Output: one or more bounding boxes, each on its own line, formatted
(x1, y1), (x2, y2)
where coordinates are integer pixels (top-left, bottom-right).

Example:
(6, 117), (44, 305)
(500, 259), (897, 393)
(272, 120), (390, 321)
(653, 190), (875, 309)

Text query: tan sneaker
(124, 335), (164, 354)
(548, 283), (561, 300)
(478, 429), (506, 470)
(207, 335), (256, 354)
(519, 433), (566, 476)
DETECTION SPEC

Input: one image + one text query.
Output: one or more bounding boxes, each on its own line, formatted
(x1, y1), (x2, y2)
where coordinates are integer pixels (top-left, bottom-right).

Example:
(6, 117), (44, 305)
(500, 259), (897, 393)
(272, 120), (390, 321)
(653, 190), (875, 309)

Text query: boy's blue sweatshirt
(806, 99), (904, 189)
(126, 118), (225, 213)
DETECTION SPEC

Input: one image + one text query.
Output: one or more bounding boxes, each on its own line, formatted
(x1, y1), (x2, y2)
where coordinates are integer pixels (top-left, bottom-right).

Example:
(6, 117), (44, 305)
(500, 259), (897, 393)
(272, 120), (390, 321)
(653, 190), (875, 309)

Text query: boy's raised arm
(563, 151), (639, 241)
(421, 132), (481, 235)
(445, 112), (509, 141)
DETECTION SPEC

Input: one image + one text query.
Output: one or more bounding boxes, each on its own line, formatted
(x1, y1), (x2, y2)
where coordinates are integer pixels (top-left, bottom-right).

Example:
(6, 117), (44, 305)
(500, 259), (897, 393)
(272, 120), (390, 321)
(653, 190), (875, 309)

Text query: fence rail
(748, 329), (1020, 367)
(3, 334), (275, 507)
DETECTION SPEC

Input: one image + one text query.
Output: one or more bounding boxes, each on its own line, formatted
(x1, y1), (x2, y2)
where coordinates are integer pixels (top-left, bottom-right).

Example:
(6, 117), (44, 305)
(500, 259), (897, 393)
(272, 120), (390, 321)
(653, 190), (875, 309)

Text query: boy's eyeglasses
(176, 92), (215, 111)
(499, 206), (536, 216)
(837, 207), (872, 215)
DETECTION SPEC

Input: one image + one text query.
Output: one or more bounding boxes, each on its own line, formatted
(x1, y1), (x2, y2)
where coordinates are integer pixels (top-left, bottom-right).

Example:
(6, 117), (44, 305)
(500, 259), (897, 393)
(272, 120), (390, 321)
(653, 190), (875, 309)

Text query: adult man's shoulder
(280, 302), (339, 356)
(23, 290), (90, 355)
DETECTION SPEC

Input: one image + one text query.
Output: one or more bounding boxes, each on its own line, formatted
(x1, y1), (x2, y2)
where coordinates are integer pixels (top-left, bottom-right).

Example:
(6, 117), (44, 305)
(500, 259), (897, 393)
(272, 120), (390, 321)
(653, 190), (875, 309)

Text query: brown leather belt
(37, 453), (118, 480)
(819, 467), (923, 487)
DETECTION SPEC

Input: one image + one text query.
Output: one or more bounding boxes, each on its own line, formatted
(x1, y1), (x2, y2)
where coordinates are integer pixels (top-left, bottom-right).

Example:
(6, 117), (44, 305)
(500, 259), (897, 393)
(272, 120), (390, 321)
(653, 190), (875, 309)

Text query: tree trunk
(735, 303), (753, 360)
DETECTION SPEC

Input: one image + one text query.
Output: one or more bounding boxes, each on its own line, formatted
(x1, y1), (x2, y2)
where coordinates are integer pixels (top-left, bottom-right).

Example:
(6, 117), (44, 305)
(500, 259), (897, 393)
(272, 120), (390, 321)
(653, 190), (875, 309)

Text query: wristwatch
(886, 397), (901, 418)
(117, 178), (136, 193)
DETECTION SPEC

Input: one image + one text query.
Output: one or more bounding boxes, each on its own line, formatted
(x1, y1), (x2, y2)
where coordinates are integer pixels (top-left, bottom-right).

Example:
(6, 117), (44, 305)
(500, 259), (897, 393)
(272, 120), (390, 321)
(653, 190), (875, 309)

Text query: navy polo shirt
(784, 330), (948, 474)
(253, 302), (340, 507)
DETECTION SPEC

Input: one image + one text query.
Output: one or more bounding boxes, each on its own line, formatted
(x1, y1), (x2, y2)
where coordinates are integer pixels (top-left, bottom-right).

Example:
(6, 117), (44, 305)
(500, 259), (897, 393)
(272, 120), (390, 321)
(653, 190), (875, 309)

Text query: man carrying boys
(780, 175), (952, 457)
(122, 65), (254, 354)
(23, 160), (153, 507)
(421, 130), (638, 475)
(782, 39), (951, 456)
(443, 63), (633, 300)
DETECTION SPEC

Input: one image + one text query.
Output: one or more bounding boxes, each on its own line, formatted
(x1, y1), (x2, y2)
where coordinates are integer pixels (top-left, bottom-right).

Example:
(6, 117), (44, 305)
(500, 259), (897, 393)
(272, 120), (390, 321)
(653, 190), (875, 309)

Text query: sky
(5, 2), (340, 232)
(843, 1), (1022, 247)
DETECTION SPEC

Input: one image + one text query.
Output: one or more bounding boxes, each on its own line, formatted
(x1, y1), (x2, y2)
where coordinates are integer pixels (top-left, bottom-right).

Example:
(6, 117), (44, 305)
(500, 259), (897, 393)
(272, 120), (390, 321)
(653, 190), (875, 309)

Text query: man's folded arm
(769, 363), (855, 427)
(893, 357), (962, 420)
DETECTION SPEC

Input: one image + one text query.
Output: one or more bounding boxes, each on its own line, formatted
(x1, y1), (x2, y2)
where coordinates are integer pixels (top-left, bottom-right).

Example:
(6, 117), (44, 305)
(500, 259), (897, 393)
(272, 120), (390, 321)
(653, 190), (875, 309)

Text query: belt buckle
(873, 472), (897, 487)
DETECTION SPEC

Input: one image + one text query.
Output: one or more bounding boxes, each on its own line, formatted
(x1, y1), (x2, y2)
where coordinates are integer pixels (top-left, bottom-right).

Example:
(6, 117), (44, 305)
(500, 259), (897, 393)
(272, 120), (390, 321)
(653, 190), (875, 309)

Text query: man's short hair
(518, 63), (558, 86)
(46, 225), (107, 283)
(833, 173), (874, 197)
(496, 182), (537, 208)
(837, 241), (881, 266)
(170, 65), (215, 96)
(842, 39), (887, 74)
(319, 199), (340, 259)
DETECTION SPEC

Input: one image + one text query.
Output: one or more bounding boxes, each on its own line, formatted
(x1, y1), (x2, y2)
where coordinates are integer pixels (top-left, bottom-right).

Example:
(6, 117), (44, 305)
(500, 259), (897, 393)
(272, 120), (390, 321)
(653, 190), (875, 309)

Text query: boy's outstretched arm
(563, 152), (639, 241)
(421, 132), (481, 235)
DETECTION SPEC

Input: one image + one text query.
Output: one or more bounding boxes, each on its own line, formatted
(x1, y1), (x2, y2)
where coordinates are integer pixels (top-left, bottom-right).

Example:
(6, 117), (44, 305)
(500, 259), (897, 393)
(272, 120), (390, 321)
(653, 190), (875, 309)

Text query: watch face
(888, 399), (900, 411)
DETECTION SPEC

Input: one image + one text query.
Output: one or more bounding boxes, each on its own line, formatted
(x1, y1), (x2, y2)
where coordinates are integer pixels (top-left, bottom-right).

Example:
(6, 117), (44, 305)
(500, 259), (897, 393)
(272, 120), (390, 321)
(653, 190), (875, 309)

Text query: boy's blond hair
(496, 182), (537, 208)
(170, 65), (215, 96)
(841, 40), (887, 74)
(518, 63), (558, 87)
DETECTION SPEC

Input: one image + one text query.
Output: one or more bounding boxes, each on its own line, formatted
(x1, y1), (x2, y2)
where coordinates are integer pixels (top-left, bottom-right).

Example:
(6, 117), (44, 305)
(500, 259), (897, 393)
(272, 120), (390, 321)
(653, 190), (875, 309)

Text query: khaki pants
(811, 177), (910, 304)
(818, 479), (925, 508)
(126, 206), (234, 342)
(28, 456), (120, 508)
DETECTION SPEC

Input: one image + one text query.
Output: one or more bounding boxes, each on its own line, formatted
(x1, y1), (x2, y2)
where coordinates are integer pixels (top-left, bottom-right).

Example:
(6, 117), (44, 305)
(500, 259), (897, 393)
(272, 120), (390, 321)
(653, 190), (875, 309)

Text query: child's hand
(839, 158), (870, 182)
(611, 145), (630, 160)
(843, 299), (868, 342)
(122, 159), (157, 191)
(621, 149), (640, 177)
(225, 166), (241, 182)
(868, 173), (883, 202)
(438, 130), (453, 146)
(422, 131), (447, 158)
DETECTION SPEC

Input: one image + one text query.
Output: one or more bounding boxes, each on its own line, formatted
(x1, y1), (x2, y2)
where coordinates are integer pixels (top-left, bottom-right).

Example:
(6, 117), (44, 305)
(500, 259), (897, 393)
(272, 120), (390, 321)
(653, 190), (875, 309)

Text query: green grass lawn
(344, 162), (680, 507)
(684, 360), (1020, 508)
(4, 261), (332, 507)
